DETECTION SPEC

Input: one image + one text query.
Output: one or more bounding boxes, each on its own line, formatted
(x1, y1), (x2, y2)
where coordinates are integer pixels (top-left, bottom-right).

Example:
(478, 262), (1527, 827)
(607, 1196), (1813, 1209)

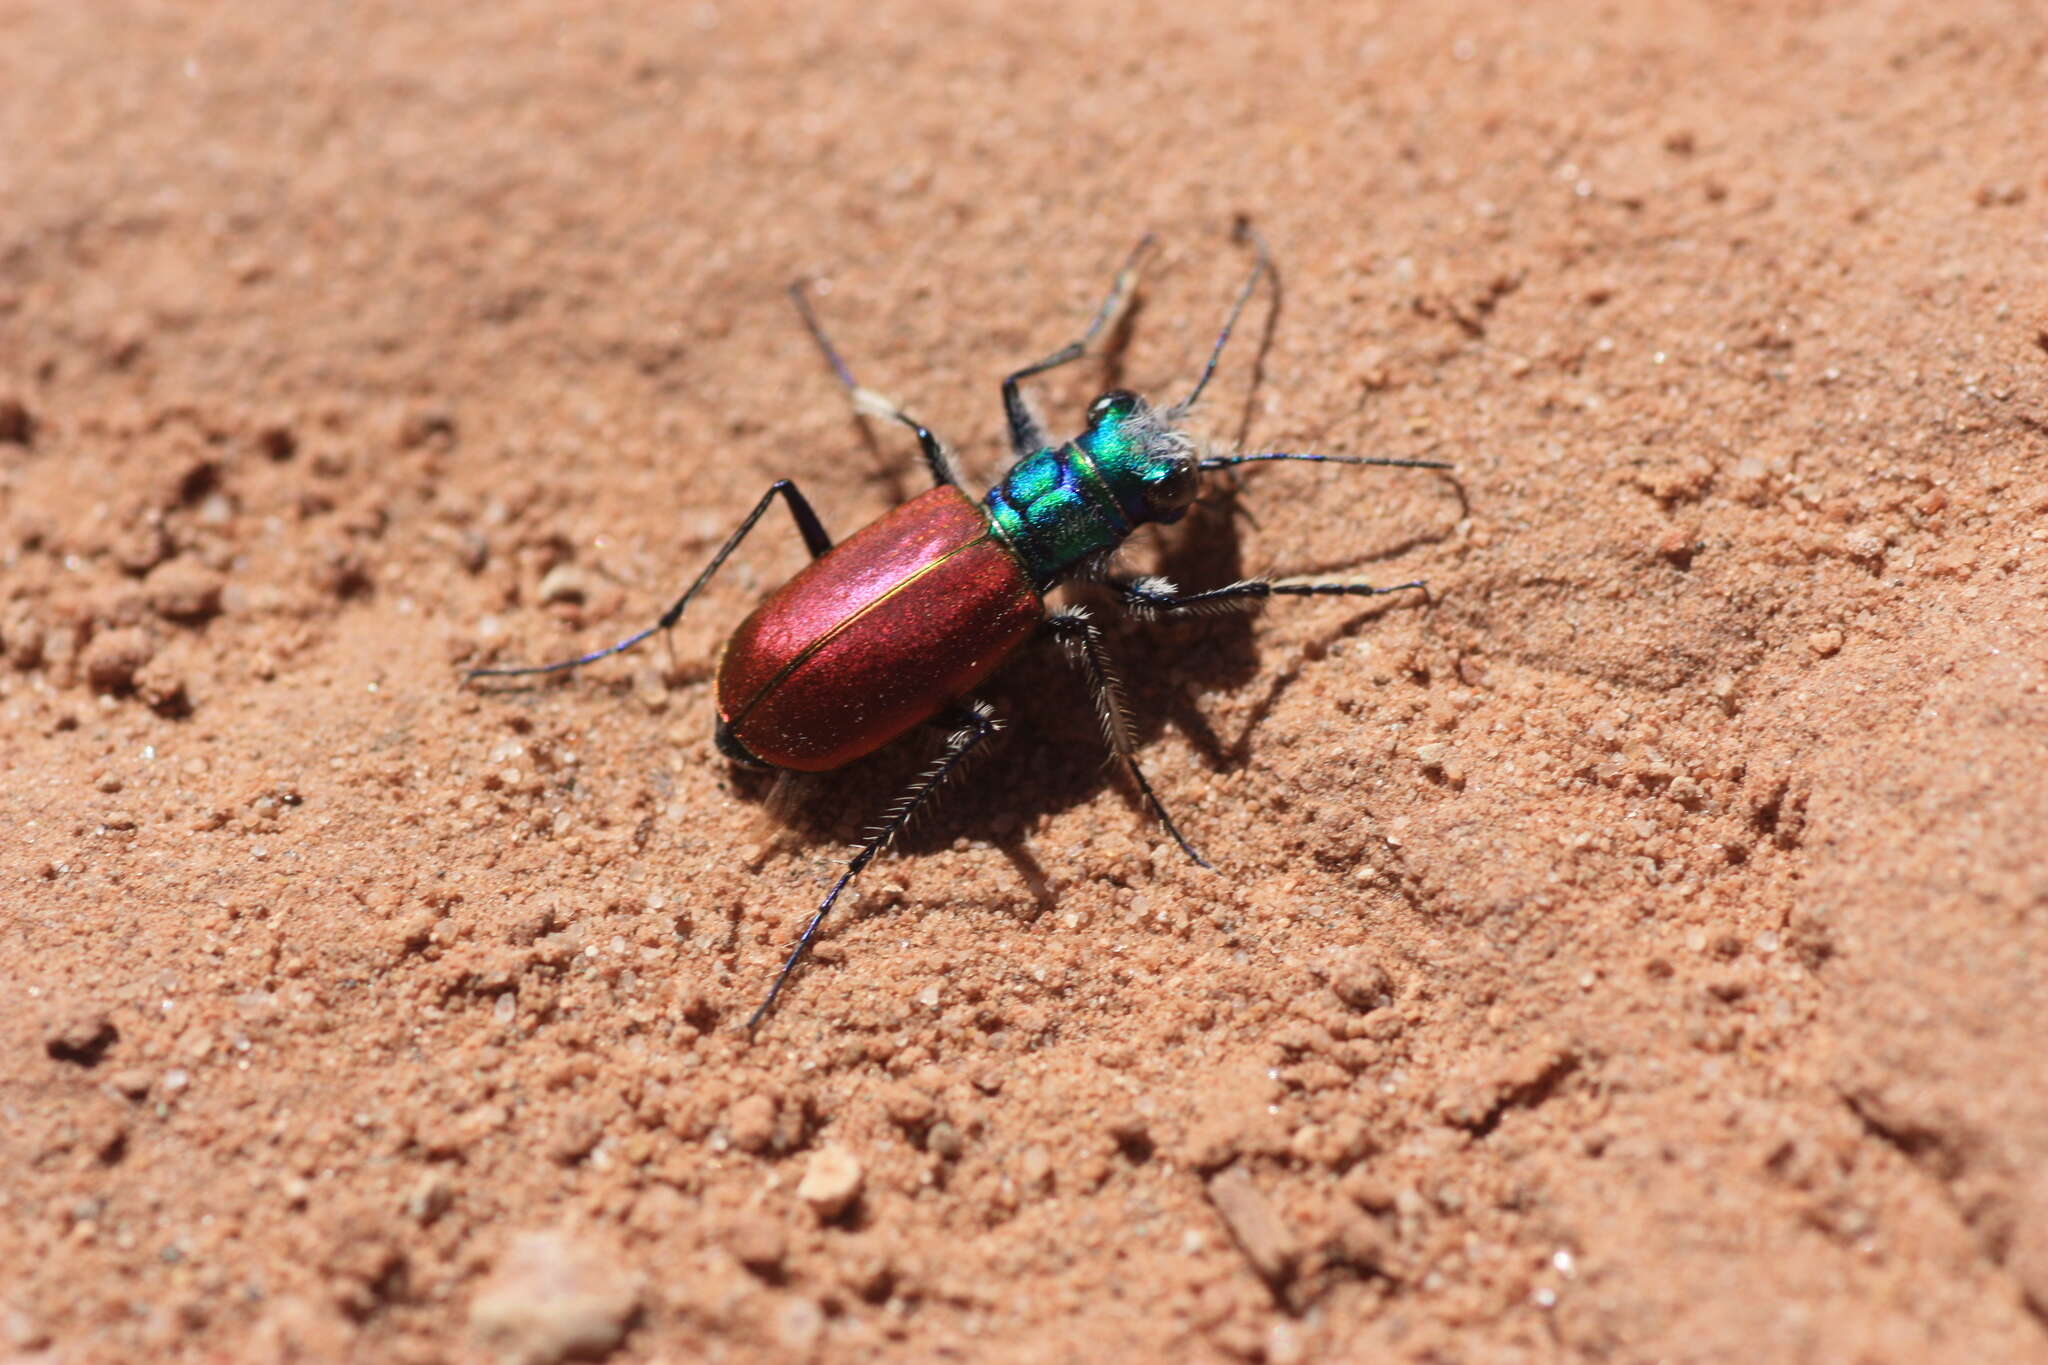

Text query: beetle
(468, 226), (1450, 1031)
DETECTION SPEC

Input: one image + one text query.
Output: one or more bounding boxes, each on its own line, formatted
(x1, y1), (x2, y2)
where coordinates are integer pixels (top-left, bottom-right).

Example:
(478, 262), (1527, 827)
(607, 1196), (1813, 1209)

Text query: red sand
(5, 2), (2047, 1360)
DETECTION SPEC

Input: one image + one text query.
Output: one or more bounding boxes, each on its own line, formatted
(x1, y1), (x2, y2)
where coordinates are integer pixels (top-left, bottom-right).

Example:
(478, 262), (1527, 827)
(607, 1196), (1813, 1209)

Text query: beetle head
(1080, 389), (1202, 527)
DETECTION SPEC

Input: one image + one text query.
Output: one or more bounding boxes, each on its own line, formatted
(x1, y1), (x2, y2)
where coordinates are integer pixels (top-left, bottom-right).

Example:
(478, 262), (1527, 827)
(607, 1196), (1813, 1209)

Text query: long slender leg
(1165, 219), (1272, 421)
(1002, 236), (1152, 457)
(789, 281), (960, 489)
(465, 479), (832, 680)
(1107, 573), (1428, 620)
(746, 701), (1004, 1033)
(1044, 607), (1210, 870)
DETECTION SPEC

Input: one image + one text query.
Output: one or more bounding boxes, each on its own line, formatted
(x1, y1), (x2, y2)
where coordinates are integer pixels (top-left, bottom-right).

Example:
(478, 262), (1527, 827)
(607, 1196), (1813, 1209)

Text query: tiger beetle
(468, 225), (1451, 1033)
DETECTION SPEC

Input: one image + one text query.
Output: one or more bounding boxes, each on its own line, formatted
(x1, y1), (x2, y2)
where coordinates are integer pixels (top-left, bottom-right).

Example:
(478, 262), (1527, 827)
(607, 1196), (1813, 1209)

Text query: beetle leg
(746, 701), (1003, 1033)
(465, 480), (833, 681)
(1105, 573), (1429, 621)
(1164, 218), (1274, 422)
(788, 280), (962, 490)
(1002, 236), (1153, 458)
(1044, 606), (1210, 870)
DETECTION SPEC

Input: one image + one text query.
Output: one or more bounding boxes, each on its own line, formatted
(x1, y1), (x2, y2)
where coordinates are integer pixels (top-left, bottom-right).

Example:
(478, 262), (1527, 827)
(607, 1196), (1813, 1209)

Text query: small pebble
(1327, 950), (1395, 1012)
(113, 523), (171, 575)
(4, 612), (43, 669)
(405, 1173), (454, 1224)
(880, 1082), (935, 1130)
(927, 1121), (965, 1161)
(469, 1230), (644, 1365)
(107, 1068), (154, 1100)
(725, 1094), (777, 1154)
(797, 1145), (864, 1220)
(83, 629), (154, 694)
(146, 559), (225, 622)
(1207, 1166), (1299, 1289)
(549, 1108), (605, 1165)
(537, 565), (589, 605)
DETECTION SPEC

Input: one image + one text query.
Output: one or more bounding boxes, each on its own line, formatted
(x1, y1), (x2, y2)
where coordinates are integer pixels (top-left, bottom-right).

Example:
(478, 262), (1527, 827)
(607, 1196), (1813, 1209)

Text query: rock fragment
(107, 1067), (155, 1100)
(537, 564), (589, 605)
(469, 1230), (643, 1365)
(796, 1145), (864, 1220)
(549, 1107), (605, 1165)
(1207, 1166), (1300, 1291)
(405, 1173), (453, 1225)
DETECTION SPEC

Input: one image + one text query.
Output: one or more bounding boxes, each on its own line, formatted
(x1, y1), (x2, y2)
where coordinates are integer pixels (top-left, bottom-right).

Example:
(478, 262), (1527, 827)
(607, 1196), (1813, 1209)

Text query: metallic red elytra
(467, 226), (1452, 1032)
(714, 485), (1041, 772)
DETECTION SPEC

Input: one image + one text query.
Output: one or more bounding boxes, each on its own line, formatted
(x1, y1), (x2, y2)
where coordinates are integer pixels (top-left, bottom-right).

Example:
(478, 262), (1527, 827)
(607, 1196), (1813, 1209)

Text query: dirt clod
(146, 559), (225, 623)
(82, 628), (153, 693)
(1326, 950), (1396, 1012)
(725, 1094), (777, 1155)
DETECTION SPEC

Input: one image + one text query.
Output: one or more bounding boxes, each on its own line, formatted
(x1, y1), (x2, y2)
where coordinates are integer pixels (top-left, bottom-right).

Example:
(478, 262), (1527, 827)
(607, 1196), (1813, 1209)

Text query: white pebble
(797, 1145), (864, 1220)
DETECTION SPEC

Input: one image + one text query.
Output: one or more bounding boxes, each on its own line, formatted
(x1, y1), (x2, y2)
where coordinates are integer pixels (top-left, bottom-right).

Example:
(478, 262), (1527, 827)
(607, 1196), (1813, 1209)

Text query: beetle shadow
(730, 459), (1456, 926)
(1089, 461), (1462, 776)
(737, 406), (1460, 920)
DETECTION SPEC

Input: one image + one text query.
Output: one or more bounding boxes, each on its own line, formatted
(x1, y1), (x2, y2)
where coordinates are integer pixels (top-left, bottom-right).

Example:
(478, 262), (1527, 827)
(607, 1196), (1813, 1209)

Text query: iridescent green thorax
(983, 393), (1196, 589)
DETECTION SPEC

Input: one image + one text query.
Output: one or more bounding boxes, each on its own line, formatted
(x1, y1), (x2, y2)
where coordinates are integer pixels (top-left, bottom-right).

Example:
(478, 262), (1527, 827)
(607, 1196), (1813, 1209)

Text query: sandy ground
(4, 1), (2047, 1360)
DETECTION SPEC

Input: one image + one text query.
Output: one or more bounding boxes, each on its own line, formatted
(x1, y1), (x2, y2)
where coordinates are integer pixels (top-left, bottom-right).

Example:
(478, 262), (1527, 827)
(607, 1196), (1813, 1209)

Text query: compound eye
(1145, 454), (1198, 515)
(1086, 390), (1140, 427)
